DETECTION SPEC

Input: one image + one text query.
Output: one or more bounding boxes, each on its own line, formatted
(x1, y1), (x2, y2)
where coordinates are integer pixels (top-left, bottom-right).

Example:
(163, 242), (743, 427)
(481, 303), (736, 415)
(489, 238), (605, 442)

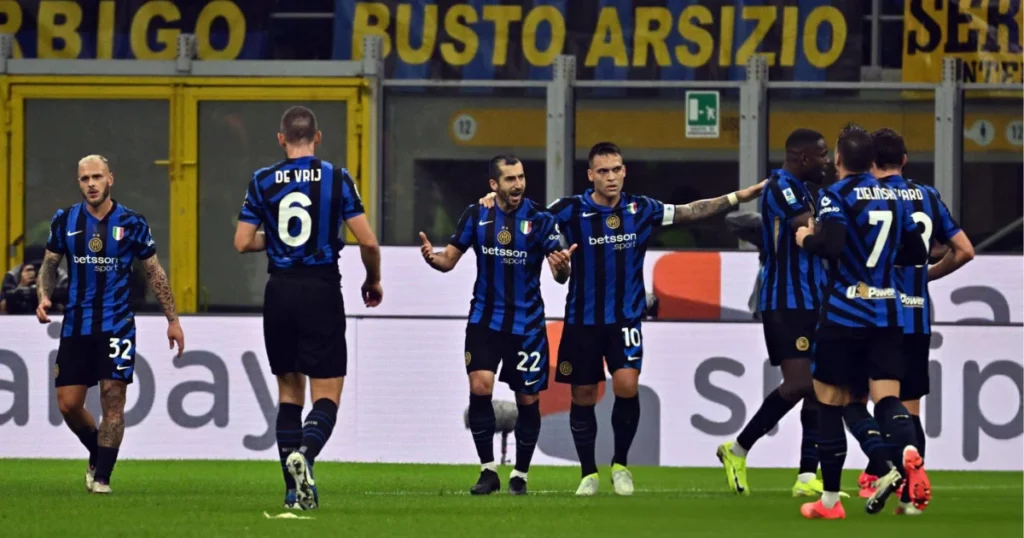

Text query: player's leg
(501, 328), (548, 495)
(464, 325), (502, 495)
(93, 379), (127, 493)
(54, 336), (99, 491)
(263, 277), (304, 509)
(899, 334), (931, 462)
(845, 394), (895, 499)
(556, 324), (603, 496)
(606, 320), (644, 496)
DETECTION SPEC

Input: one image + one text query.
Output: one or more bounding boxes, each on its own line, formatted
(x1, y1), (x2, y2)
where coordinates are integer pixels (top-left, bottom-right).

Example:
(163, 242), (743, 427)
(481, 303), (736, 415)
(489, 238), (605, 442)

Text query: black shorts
(55, 324), (137, 387)
(464, 323), (549, 394)
(900, 333), (932, 401)
(263, 273), (347, 379)
(811, 325), (904, 395)
(761, 309), (817, 366)
(556, 319), (643, 386)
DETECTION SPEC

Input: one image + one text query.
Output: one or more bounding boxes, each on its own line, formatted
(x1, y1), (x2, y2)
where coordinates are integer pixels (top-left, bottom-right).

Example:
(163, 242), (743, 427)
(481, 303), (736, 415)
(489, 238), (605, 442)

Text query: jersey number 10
(278, 192), (313, 247)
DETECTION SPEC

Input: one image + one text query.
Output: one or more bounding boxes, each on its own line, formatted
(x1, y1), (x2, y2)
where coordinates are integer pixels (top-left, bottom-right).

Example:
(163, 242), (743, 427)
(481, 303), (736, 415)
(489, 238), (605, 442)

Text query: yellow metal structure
(1, 76), (369, 314)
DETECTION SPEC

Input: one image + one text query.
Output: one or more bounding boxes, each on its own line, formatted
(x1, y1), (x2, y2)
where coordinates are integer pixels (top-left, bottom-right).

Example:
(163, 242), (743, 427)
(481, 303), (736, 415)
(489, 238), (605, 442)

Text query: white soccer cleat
(575, 473), (599, 496)
(85, 466), (95, 492)
(611, 464), (634, 496)
(90, 481), (111, 494)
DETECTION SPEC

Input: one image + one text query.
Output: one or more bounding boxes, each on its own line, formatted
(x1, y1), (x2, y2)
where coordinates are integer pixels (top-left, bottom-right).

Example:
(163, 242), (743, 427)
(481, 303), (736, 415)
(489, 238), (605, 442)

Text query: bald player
(36, 154), (185, 494)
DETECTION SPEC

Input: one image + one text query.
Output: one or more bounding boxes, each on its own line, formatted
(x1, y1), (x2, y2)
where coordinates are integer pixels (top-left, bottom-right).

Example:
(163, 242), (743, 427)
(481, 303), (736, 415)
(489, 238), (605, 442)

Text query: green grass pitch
(0, 460), (1020, 537)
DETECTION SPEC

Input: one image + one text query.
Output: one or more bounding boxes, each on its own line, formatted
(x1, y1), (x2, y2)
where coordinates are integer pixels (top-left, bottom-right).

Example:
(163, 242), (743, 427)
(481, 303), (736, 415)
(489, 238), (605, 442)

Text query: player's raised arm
(670, 179), (767, 224)
(541, 219), (572, 284)
(420, 205), (476, 273)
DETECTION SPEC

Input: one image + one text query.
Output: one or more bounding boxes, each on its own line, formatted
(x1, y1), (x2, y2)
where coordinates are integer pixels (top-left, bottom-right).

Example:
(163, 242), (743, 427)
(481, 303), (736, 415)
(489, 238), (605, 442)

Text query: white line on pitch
(359, 484), (1020, 496)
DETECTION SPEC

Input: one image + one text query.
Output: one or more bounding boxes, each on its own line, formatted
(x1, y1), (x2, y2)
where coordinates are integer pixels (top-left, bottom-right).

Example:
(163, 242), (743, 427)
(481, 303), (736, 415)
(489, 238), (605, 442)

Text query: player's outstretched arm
(672, 180), (767, 224)
(345, 214), (383, 307)
(142, 255), (185, 357)
(546, 244), (576, 284)
(233, 221), (266, 253)
(419, 232), (464, 273)
(35, 250), (63, 323)
(928, 231), (975, 282)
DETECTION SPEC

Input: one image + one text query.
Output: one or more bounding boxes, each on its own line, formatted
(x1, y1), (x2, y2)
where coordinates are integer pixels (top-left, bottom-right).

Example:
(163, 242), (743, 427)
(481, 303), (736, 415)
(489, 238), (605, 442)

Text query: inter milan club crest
(605, 215), (621, 229)
(112, 226), (125, 241)
(626, 202), (638, 214)
(88, 236), (104, 253)
(497, 229), (512, 245)
(519, 221), (532, 235)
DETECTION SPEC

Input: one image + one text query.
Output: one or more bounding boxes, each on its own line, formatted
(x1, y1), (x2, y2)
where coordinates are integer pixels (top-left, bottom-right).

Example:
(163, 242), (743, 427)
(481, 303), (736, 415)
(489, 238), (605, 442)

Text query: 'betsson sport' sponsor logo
(73, 255), (120, 272)
(481, 246), (528, 265)
(901, 293), (926, 308)
(589, 233), (637, 250)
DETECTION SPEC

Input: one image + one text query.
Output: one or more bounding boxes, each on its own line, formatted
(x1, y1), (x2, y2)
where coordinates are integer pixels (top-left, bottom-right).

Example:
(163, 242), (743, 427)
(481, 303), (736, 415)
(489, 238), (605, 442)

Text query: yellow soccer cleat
(792, 477), (824, 497)
(716, 441), (749, 495)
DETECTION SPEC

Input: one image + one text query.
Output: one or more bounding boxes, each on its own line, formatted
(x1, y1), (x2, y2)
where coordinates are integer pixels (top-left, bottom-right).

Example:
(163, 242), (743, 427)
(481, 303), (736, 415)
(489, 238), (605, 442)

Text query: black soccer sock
(299, 398), (338, 464)
(94, 446), (119, 484)
(817, 403), (847, 495)
(736, 389), (799, 452)
(276, 403), (304, 490)
(611, 396), (640, 467)
(912, 414), (926, 461)
(72, 426), (99, 468)
(874, 396), (919, 475)
(513, 401), (541, 474)
(570, 403), (598, 477)
(468, 394), (496, 465)
(843, 403), (890, 477)
(798, 402), (820, 475)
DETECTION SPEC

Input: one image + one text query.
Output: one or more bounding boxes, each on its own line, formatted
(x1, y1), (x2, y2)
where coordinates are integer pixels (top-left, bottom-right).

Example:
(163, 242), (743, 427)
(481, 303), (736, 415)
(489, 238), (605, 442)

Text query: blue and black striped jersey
(758, 169), (825, 312)
(547, 191), (672, 325)
(814, 173), (919, 328)
(45, 201), (156, 338)
(238, 156), (363, 274)
(450, 199), (562, 335)
(877, 175), (961, 335)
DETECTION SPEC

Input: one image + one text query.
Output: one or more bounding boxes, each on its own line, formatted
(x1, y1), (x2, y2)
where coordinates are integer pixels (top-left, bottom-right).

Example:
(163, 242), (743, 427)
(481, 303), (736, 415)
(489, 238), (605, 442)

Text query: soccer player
(484, 142), (765, 496)
(717, 129), (830, 497)
(234, 106), (382, 510)
(420, 155), (571, 496)
(35, 154), (185, 494)
(794, 124), (930, 520)
(853, 128), (974, 511)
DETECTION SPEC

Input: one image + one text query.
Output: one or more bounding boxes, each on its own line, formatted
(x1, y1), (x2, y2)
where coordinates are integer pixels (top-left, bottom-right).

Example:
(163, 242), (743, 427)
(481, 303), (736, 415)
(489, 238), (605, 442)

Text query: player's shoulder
(253, 159), (287, 181)
(50, 204), (76, 222)
(910, 181), (940, 199)
(113, 202), (150, 226)
(523, 199), (557, 222)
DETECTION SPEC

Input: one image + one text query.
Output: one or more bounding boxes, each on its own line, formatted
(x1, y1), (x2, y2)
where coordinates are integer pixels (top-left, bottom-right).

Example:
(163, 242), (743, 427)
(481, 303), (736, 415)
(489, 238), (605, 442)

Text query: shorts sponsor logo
(558, 361), (573, 376)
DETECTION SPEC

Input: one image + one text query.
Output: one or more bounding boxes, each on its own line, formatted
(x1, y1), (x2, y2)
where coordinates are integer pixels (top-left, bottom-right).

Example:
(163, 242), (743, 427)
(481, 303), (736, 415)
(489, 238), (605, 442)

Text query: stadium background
(0, 0), (1021, 479)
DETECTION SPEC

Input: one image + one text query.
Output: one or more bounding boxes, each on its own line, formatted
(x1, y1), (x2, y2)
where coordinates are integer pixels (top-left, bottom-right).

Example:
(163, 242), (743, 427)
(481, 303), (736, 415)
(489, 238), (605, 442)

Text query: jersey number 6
(278, 192), (313, 247)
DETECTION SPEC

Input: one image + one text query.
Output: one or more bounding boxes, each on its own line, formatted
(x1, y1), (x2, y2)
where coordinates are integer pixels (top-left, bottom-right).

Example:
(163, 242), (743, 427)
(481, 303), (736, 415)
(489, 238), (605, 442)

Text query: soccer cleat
(285, 452), (319, 510)
(801, 499), (846, 520)
(508, 476), (528, 496)
(857, 472), (878, 499)
(902, 446), (931, 511)
(716, 442), (749, 495)
(792, 476), (823, 497)
(85, 466), (96, 492)
(895, 502), (923, 516)
(284, 489), (300, 509)
(865, 467), (902, 515)
(611, 464), (634, 496)
(575, 473), (599, 496)
(90, 480), (112, 494)
(469, 469), (500, 495)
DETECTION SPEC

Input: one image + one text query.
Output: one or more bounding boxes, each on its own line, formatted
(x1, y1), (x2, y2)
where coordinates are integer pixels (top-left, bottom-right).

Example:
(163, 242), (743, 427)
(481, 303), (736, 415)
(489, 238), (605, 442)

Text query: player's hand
(478, 192), (496, 208)
(167, 320), (185, 358)
(795, 226), (813, 247)
(418, 232), (435, 264)
(547, 244), (577, 273)
(362, 280), (383, 307)
(36, 297), (51, 324)
(736, 179), (769, 203)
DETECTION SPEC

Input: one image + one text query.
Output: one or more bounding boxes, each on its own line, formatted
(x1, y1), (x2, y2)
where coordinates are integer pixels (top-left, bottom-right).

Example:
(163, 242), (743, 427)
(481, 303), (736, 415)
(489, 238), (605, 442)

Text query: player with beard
(717, 129), (834, 497)
(36, 154), (185, 493)
(420, 155), (572, 495)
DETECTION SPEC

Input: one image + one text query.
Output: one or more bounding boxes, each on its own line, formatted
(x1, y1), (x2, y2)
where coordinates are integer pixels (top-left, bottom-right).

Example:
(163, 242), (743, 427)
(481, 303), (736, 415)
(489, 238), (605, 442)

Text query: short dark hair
(870, 128), (907, 169)
(588, 141), (621, 168)
(836, 123), (873, 174)
(280, 106), (318, 144)
(784, 128), (824, 153)
(488, 155), (520, 180)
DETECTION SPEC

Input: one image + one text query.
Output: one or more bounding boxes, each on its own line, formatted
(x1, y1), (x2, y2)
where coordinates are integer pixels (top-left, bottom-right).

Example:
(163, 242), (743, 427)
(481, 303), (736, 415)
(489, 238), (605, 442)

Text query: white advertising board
(337, 248), (1024, 324)
(1, 316), (1020, 471)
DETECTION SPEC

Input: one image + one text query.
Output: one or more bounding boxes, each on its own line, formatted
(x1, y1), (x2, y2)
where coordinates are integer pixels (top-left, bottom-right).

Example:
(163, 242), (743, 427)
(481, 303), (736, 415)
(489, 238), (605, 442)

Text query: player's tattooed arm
(142, 255), (178, 323)
(36, 250), (63, 302)
(672, 180), (767, 224)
